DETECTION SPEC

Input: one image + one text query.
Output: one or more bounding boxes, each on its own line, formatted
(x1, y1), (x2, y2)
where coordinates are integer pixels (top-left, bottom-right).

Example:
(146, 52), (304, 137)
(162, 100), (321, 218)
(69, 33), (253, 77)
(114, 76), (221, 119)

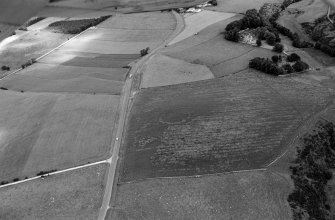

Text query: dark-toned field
(120, 71), (331, 182)
(111, 170), (292, 220)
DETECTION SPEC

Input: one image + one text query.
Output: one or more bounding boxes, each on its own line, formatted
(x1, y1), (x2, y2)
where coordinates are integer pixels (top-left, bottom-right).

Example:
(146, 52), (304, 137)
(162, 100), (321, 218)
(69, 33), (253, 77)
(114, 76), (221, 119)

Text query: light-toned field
(120, 71), (332, 181)
(168, 11), (235, 45)
(39, 50), (139, 68)
(205, 0), (282, 14)
(97, 11), (176, 30)
(27, 17), (66, 31)
(112, 171), (292, 220)
(141, 54), (214, 88)
(0, 29), (70, 72)
(0, 164), (107, 220)
(48, 0), (207, 12)
(0, 91), (119, 182)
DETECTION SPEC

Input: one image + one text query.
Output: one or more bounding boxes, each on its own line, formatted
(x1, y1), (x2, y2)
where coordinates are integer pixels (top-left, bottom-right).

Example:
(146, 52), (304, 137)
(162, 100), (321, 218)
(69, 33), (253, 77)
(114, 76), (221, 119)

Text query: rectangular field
(0, 91), (119, 182)
(0, 164), (107, 220)
(112, 171), (292, 220)
(120, 73), (321, 181)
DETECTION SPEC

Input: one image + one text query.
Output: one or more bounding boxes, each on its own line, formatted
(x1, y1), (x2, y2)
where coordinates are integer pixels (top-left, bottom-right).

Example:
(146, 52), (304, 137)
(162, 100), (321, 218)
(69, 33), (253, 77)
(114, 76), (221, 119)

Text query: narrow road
(97, 10), (185, 220)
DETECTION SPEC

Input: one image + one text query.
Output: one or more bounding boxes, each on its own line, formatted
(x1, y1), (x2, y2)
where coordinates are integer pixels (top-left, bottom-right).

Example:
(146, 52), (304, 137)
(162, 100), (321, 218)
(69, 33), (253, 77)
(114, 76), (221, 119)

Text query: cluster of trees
(249, 53), (309, 75)
(288, 121), (335, 220)
(315, 42), (335, 57)
(1, 65), (10, 71)
(140, 47), (150, 57)
(208, 0), (217, 6)
(21, 58), (36, 69)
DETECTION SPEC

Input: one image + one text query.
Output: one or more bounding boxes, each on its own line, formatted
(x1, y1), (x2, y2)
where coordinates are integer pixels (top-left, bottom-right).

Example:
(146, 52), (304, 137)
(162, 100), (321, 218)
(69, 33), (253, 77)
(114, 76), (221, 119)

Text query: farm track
(97, 10), (184, 220)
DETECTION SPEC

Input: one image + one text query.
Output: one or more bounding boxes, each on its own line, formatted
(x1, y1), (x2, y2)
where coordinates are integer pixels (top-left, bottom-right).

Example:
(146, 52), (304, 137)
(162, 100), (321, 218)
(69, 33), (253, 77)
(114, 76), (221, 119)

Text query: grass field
(0, 91), (119, 182)
(112, 171), (292, 220)
(141, 54), (214, 88)
(119, 72), (330, 181)
(0, 63), (126, 94)
(168, 11), (235, 45)
(0, 164), (107, 220)
(205, 0), (282, 14)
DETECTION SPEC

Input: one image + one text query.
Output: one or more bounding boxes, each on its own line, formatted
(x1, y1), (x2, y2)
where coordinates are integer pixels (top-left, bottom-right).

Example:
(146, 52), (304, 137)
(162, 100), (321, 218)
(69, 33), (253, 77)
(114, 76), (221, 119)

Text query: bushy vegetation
(1, 65), (10, 71)
(249, 54), (309, 75)
(140, 47), (150, 57)
(21, 58), (36, 69)
(286, 53), (300, 62)
(288, 121), (335, 220)
(36, 169), (57, 176)
(48, 16), (111, 34)
(208, 0), (217, 6)
(273, 43), (284, 53)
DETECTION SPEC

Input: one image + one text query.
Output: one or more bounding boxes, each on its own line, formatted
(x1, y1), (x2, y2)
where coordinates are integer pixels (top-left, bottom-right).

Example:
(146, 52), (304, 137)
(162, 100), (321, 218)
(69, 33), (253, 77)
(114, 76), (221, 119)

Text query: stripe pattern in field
(120, 73), (331, 181)
(0, 12), (176, 94)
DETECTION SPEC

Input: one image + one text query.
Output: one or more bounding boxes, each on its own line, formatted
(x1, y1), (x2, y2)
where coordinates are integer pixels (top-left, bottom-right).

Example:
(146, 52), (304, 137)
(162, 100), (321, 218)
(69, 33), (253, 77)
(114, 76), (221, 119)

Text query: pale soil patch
(112, 171), (292, 220)
(141, 54), (214, 88)
(58, 39), (161, 54)
(0, 91), (119, 182)
(206, 0), (282, 14)
(77, 28), (173, 42)
(168, 11), (236, 45)
(98, 11), (176, 30)
(0, 0), (47, 25)
(0, 164), (107, 220)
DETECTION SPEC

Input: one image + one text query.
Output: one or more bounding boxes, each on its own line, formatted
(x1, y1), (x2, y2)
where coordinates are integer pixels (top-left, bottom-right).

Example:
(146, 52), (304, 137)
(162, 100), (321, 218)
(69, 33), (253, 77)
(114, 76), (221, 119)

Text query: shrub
(13, 178), (19, 182)
(224, 29), (239, 42)
(293, 60), (309, 72)
(256, 39), (262, 46)
(287, 53), (301, 62)
(208, 0), (217, 6)
(1, 65), (10, 71)
(282, 64), (294, 74)
(273, 43), (284, 53)
(249, 57), (284, 76)
(265, 32), (276, 45)
(271, 55), (280, 63)
(140, 47), (150, 57)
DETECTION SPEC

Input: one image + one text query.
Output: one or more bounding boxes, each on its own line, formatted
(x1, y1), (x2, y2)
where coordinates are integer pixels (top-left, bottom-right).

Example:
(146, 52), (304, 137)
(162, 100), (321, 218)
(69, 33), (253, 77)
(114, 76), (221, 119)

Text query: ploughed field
(111, 170), (292, 220)
(120, 72), (331, 182)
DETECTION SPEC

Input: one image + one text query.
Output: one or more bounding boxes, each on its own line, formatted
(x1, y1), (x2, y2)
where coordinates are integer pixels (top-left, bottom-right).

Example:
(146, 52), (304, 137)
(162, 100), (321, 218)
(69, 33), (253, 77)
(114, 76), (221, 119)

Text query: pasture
(120, 72), (318, 181)
(113, 171), (292, 220)
(0, 91), (119, 182)
(141, 54), (214, 88)
(0, 164), (107, 220)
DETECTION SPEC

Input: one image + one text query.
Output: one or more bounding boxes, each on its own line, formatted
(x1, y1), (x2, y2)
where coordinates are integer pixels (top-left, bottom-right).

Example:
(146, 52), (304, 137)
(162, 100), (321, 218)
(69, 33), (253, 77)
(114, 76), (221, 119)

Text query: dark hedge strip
(48, 15), (111, 34)
(288, 121), (335, 220)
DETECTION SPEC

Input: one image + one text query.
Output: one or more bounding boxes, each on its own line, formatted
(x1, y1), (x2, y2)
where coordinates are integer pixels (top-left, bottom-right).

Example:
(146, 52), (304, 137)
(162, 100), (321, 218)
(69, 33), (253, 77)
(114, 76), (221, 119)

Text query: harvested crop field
(97, 12), (176, 30)
(119, 72), (332, 181)
(0, 164), (107, 220)
(0, 91), (119, 182)
(112, 171), (292, 220)
(39, 50), (138, 68)
(168, 11), (235, 45)
(141, 54), (214, 88)
(206, 0), (282, 14)
(0, 63), (126, 94)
